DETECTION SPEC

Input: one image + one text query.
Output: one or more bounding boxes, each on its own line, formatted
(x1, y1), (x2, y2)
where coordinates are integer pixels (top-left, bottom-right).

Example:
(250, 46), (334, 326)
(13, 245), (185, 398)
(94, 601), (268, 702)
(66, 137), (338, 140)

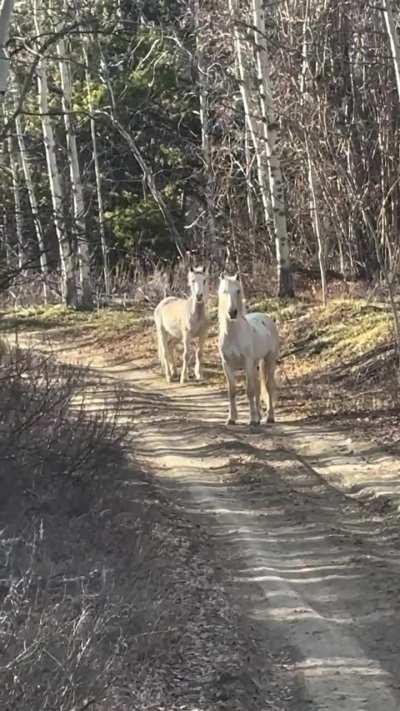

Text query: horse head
(218, 273), (244, 320)
(188, 266), (209, 304)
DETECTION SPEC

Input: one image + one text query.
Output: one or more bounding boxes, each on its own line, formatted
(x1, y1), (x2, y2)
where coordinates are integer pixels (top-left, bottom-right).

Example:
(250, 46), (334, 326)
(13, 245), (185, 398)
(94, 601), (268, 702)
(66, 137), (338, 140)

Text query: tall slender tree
(0, 0), (14, 100)
(57, 30), (93, 308)
(33, 0), (77, 306)
(15, 111), (49, 301)
(251, 0), (294, 296)
(83, 43), (110, 298)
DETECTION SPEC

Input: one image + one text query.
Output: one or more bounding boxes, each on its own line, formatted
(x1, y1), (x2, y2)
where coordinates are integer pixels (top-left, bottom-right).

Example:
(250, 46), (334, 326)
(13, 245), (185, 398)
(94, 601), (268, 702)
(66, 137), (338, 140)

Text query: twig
(67, 698), (96, 711)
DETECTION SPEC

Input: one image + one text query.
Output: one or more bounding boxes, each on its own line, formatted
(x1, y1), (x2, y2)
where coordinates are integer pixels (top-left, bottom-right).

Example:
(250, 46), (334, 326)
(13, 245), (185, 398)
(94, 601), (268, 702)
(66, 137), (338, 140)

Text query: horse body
(154, 268), (208, 384)
(218, 275), (279, 425)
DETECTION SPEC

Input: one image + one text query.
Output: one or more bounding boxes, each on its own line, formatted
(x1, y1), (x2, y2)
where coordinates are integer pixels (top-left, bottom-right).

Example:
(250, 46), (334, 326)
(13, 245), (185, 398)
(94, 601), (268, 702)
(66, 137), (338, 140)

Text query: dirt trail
(16, 331), (400, 709)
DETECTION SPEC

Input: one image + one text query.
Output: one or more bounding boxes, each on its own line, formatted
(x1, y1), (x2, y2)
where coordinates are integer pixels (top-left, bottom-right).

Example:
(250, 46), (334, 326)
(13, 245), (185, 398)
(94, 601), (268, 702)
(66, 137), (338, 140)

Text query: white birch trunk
(381, 0), (400, 102)
(1, 206), (11, 266)
(193, 0), (217, 255)
(0, 0), (14, 99)
(33, 0), (77, 306)
(376, 0), (400, 368)
(229, 0), (272, 229)
(83, 46), (111, 298)
(301, 0), (327, 305)
(15, 112), (48, 301)
(7, 133), (24, 269)
(245, 127), (257, 267)
(306, 138), (327, 306)
(252, 0), (294, 296)
(57, 34), (93, 308)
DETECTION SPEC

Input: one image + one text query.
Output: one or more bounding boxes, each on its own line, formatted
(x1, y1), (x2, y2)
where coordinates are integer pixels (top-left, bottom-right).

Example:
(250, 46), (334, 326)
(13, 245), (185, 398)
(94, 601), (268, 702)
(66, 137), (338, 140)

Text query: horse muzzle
(228, 309), (238, 320)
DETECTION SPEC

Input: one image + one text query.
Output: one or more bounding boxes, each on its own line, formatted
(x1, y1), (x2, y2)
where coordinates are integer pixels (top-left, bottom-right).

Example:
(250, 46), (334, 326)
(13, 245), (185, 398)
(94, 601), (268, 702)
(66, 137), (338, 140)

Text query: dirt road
(19, 330), (400, 710)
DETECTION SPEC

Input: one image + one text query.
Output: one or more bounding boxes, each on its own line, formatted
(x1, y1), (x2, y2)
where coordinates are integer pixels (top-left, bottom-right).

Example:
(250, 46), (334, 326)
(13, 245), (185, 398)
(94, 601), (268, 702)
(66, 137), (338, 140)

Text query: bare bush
(0, 348), (127, 709)
(0, 348), (122, 511)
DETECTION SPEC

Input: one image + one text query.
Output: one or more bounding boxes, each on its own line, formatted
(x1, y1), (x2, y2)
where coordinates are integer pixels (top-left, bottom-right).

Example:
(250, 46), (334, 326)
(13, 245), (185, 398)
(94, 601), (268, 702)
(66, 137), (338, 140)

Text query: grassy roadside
(1, 295), (395, 380)
(1, 294), (399, 449)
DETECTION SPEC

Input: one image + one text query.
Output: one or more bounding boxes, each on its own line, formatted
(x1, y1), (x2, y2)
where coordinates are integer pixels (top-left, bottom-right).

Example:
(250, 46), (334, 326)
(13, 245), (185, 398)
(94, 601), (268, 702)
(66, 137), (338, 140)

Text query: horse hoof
(226, 418), (236, 426)
(249, 420), (260, 427)
(267, 415), (275, 423)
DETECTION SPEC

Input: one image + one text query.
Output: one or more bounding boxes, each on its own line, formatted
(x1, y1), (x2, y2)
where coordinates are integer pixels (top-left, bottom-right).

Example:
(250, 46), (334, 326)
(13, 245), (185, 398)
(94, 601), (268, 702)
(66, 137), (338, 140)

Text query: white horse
(218, 274), (279, 426)
(154, 266), (209, 384)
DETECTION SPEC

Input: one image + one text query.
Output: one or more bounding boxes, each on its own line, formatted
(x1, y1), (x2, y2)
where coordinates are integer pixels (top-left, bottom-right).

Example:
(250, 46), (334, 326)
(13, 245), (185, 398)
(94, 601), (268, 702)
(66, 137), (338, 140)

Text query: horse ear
(219, 272), (225, 280)
(234, 272), (239, 281)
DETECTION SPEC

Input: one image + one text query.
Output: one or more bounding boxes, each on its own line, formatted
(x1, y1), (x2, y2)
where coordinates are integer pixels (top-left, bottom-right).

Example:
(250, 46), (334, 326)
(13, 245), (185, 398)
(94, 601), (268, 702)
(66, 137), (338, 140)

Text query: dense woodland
(1, 0), (400, 309)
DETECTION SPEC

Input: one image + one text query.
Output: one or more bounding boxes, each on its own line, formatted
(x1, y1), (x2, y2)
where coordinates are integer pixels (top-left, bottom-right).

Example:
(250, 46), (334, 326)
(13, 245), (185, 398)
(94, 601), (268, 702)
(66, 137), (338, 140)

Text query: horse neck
(188, 296), (206, 319)
(218, 306), (245, 337)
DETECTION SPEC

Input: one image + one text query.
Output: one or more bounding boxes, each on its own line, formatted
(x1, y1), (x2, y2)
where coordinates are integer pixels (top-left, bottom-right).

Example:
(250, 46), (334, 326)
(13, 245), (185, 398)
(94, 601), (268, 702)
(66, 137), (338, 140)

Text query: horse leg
(163, 335), (177, 384)
(246, 361), (260, 426)
(259, 358), (268, 416)
(254, 365), (261, 422)
(265, 356), (277, 423)
(223, 360), (238, 425)
(156, 322), (171, 382)
(180, 331), (191, 384)
(194, 330), (206, 381)
(168, 341), (177, 380)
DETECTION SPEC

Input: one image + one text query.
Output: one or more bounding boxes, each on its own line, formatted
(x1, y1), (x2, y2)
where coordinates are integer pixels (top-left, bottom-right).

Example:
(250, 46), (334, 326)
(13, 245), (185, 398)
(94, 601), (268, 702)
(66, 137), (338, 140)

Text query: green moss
(250, 296), (310, 323)
(255, 298), (394, 378)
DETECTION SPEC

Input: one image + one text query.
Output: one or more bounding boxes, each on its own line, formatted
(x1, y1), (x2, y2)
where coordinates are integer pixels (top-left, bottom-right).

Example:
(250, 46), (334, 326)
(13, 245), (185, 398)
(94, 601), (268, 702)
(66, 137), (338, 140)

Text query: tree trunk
(57, 34), (93, 309)
(193, 0), (217, 256)
(7, 133), (24, 270)
(0, 0), (14, 99)
(252, 0), (294, 297)
(33, 0), (77, 307)
(381, 0), (400, 101)
(306, 139), (327, 306)
(229, 0), (272, 231)
(301, 0), (327, 305)
(244, 128), (257, 268)
(1, 206), (11, 266)
(379, 0), (400, 371)
(15, 112), (48, 301)
(83, 45), (111, 298)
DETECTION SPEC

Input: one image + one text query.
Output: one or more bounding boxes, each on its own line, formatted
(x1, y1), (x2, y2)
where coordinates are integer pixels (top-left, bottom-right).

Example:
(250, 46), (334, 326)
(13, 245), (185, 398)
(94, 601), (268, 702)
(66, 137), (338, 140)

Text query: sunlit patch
(298, 656), (391, 678)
